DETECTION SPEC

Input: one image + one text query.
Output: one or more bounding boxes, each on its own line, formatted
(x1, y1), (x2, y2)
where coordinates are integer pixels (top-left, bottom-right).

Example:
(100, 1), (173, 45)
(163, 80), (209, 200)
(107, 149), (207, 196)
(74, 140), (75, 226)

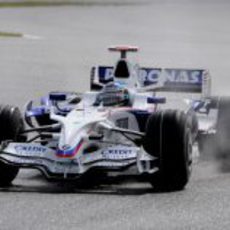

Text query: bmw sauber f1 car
(0, 46), (222, 191)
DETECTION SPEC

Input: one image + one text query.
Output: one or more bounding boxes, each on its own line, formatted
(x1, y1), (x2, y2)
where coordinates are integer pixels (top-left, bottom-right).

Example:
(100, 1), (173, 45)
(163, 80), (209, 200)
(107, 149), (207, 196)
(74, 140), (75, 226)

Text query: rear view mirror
(49, 92), (67, 102)
(147, 97), (166, 104)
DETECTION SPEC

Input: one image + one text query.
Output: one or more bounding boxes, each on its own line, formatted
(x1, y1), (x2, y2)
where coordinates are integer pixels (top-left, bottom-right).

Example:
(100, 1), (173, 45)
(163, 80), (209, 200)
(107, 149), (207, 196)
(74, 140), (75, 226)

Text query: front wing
(0, 142), (141, 179)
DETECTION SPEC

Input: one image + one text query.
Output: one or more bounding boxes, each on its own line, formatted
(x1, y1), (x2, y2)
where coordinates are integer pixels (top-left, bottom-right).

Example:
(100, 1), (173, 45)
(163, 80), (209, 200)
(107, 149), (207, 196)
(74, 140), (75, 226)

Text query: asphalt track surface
(1, 1), (230, 229)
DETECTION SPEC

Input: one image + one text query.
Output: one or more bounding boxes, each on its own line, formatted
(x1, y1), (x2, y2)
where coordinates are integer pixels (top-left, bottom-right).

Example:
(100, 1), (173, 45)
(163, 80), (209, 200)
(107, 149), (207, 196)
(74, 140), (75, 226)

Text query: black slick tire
(143, 110), (193, 191)
(0, 105), (25, 186)
(215, 97), (230, 171)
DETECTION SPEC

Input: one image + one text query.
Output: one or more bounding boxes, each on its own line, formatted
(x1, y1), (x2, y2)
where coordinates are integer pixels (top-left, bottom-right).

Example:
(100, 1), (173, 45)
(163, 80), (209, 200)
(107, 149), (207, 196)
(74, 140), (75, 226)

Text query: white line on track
(23, 34), (43, 40)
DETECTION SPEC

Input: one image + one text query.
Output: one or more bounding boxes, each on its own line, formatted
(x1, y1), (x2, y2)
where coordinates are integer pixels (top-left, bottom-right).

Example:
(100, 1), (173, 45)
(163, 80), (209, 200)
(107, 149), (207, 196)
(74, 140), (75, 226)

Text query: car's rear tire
(0, 105), (25, 186)
(215, 97), (230, 171)
(143, 110), (193, 191)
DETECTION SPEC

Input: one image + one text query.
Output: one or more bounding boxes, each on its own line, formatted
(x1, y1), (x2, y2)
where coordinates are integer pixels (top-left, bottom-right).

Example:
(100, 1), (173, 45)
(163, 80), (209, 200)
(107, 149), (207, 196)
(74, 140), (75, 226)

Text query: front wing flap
(0, 143), (140, 179)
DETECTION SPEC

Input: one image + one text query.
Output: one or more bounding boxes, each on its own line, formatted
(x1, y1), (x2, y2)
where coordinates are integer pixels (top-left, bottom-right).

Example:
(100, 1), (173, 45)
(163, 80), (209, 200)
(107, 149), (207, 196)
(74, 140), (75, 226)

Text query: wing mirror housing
(147, 97), (166, 104)
(49, 92), (67, 102)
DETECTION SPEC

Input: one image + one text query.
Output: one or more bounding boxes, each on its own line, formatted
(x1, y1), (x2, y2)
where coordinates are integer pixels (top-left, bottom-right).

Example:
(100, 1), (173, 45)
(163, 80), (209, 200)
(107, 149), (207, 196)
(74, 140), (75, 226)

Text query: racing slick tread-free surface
(215, 97), (230, 167)
(0, 105), (25, 186)
(143, 110), (192, 191)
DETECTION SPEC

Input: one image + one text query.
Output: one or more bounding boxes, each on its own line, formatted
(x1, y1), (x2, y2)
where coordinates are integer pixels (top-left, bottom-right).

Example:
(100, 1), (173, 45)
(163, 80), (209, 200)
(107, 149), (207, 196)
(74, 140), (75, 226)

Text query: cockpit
(93, 82), (130, 107)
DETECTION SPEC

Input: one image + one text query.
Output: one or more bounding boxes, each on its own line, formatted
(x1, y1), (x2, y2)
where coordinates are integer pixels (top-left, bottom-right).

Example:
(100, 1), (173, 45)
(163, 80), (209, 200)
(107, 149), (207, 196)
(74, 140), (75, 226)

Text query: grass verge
(0, 1), (76, 7)
(0, 0), (141, 8)
(0, 31), (23, 37)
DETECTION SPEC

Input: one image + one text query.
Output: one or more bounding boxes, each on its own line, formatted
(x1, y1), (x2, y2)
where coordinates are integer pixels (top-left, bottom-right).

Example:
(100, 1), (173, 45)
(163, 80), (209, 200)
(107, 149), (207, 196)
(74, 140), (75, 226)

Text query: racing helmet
(93, 82), (130, 107)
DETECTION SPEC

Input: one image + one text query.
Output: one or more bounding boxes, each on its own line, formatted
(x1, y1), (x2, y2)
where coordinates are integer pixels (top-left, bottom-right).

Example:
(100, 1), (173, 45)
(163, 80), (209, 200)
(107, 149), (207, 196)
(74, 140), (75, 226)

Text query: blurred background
(0, 0), (230, 108)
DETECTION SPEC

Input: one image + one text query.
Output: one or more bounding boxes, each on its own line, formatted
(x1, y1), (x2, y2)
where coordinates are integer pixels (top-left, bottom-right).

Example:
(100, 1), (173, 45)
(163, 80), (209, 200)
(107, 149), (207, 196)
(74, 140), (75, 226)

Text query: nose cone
(56, 139), (84, 158)
(55, 109), (107, 158)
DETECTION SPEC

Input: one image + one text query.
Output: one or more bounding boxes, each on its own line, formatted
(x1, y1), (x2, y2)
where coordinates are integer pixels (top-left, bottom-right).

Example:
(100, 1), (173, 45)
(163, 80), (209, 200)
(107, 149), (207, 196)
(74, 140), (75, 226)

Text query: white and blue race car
(0, 46), (223, 191)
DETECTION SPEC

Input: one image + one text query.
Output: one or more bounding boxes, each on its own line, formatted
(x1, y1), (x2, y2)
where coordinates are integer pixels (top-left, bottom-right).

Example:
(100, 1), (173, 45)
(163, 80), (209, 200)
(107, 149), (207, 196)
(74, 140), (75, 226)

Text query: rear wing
(90, 66), (211, 97)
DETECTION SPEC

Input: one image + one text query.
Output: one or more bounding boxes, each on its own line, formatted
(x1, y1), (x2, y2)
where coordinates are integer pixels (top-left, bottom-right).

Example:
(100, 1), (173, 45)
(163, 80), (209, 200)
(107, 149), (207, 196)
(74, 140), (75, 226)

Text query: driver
(93, 82), (130, 107)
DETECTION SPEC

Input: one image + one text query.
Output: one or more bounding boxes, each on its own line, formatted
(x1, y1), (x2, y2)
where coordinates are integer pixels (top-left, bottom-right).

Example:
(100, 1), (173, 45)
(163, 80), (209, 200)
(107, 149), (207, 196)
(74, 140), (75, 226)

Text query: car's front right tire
(0, 105), (25, 186)
(143, 110), (193, 192)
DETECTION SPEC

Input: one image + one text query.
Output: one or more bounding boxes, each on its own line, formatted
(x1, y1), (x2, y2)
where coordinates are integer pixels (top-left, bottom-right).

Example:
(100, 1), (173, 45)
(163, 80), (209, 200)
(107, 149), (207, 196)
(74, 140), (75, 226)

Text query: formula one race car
(0, 46), (220, 191)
